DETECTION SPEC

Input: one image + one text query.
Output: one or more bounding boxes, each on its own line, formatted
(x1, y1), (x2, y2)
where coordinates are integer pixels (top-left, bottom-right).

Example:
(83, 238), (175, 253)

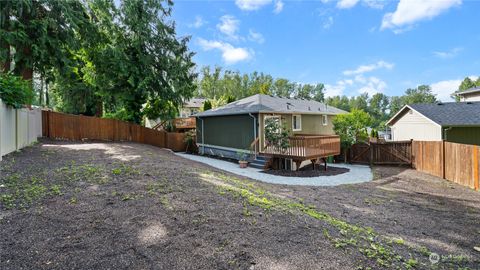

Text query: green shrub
(0, 73), (34, 108)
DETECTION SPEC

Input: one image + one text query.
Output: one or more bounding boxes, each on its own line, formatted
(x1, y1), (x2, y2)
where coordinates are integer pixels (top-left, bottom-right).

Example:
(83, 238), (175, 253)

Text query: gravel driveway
(1, 140), (479, 269)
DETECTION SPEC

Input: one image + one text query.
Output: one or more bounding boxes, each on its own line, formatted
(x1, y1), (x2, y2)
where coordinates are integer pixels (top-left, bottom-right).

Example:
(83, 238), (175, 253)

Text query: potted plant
(237, 151), (249, 168)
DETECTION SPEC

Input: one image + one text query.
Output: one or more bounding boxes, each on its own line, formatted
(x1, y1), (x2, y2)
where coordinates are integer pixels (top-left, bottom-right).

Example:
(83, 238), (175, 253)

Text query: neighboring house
(387, 102), (480, 145)
(179, 98), (206, 118)
(145, 97), (205, 129)
(456, 87), (480, 102)
(195, 94), (345, 167)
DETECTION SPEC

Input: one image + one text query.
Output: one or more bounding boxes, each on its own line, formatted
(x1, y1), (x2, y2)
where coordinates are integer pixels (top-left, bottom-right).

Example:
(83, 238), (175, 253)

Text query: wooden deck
(173, 117), (196, 130)
(260, 135), (341, 161)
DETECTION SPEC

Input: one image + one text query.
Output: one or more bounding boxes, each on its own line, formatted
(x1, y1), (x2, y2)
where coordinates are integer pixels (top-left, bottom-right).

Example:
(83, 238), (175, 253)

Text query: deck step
(249, 155), (268, 169)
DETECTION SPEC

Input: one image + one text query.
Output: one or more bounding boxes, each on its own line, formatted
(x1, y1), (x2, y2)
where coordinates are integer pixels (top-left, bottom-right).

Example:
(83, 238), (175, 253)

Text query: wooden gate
(350, 140), (412, 165)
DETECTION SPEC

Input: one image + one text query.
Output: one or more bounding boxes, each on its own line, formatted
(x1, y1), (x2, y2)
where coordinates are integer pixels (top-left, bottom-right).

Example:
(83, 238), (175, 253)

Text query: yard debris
(474, 246), (480, 252)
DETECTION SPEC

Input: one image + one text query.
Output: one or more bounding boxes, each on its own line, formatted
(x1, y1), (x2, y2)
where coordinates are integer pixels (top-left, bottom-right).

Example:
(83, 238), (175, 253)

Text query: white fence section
(0, 99), (42, 161)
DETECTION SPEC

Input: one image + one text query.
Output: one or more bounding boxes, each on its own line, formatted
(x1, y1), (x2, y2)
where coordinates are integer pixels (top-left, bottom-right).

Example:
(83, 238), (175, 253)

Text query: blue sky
(171, 0), (480, 101)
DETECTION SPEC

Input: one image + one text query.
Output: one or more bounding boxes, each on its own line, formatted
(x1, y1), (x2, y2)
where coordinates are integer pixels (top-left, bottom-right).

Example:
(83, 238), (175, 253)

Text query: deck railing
(173, 117), (196, 129)
(261, 135), (341, 159)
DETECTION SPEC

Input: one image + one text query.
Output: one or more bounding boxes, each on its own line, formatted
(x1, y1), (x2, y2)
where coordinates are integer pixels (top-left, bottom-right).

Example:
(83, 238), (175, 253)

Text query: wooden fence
(42, 111), (186, 152)
(412, 141), (479, 190)
(350, 141), (412, 165)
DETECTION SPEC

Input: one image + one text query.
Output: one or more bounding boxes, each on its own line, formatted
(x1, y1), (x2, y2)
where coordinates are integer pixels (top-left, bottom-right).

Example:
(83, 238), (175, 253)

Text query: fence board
(42, 111), (186, 152)
(412, 141), (444, 178)
(350, 141), (412, 165)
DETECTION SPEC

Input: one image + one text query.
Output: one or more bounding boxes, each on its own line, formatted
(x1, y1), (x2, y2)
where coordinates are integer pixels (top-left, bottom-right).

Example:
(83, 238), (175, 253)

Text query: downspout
(443, 126), (452, 141)
(248, 113), (257, 158)
(198, 117), (205, 155)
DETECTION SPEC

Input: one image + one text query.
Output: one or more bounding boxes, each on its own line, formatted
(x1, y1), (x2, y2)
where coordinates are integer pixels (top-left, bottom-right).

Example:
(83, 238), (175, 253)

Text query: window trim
(292, 114), (302, 131)
(322, 115), (328, 126)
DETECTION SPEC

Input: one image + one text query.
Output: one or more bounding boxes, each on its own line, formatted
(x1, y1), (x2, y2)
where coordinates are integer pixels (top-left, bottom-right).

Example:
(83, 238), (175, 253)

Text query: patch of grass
(55, 163), (108, 184)
(146, 182), (172, 196)
(206, 171), (470, 269)
(50, 185), (63, 196)
(364, 197), (385, 206)
(69, 197), (77, 204)
(0, 174), (57, 209)
(159, 196), (172, 210)
(111, 163), (139, 176)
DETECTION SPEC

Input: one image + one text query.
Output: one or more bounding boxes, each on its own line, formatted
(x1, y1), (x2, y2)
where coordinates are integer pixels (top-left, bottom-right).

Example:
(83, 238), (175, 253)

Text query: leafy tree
(264, 117), (290, 153)
(271, 78), (295, 98)
(389, 85), (437, 116)
(0, 73), (34, 108)
(332, 109), (373, 149)
(325, 95), (351, 112)
(202, 100), (212, 111)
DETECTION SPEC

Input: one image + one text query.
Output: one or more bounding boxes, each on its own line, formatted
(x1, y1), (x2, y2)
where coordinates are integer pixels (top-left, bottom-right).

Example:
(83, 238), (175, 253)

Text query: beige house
(179, 98), (205, 118)
(387, 102), (480, 145)
(456, 87), (480, 102)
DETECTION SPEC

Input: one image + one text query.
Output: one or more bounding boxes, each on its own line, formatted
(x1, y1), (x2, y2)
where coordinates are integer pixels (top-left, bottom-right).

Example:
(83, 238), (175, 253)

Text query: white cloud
(217, 15), (241, 40)
(336, 0), (360, 9)
(323, 16), (334, 29)
(433, 47), (463, 59)
(190, 16), (206, 28)
(235, 0), (272, 11)
(343, 61), (394, 76)
(356, 76), (387, 95)
(325, 83), (346, 97)
(363, 0), (385, 9)
(274, 0), (284, 13)
(248, 29), (265, 44)
(381, 0), (462, 31)
(430, 76), (478, 101)
(198, 38), (252, 65)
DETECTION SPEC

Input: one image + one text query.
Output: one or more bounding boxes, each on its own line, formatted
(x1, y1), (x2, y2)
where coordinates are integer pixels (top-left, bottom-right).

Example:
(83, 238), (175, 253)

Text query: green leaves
(333, 109), (373, 148)
(0, 73), (34, 108)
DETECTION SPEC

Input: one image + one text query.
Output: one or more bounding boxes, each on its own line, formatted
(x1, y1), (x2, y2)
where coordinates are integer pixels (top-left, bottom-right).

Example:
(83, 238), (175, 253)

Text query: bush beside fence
(42, 111), (186, 152)
(0, 99), (42, 161)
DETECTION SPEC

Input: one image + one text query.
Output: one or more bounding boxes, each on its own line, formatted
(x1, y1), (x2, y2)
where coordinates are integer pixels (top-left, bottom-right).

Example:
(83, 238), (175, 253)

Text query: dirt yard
(1, 139), (479, 270)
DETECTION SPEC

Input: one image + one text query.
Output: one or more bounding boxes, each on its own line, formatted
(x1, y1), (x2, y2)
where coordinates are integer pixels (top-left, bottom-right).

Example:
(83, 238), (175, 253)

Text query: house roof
(183, 98), (206, 108)
(195, 94), (347, 117)
(456, 87), (480, 96)
(387, 101), (480, 127)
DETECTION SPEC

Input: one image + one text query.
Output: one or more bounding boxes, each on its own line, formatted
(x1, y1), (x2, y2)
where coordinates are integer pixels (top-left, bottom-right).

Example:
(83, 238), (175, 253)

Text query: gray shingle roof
(409, 102), (480, 126)
(195, 94), (346, 117)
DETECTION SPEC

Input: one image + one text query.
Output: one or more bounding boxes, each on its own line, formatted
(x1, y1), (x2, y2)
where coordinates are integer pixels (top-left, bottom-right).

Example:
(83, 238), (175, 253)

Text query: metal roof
(388, 102), (480, 126)
(195, 94), (347, 117)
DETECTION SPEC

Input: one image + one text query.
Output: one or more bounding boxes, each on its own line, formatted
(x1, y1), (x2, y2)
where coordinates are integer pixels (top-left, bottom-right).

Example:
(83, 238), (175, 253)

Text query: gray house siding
(196, 114), (257, 151)
(444, 127), (480, 146)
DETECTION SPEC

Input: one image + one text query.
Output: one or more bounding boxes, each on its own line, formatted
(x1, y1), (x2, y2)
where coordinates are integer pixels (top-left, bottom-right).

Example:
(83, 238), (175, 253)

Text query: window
(292, 114), (302, 131)
(322, 115), (328, 126)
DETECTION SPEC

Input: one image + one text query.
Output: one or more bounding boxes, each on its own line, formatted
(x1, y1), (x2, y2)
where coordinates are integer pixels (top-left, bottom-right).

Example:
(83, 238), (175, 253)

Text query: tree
(271, 78), (294, 98)
(202, 100), (212, 111)
(369, 93), (389, 128)
(332, 109), (373, 149)
(325, 96), (351, 112)
(389, 85), (437, 116)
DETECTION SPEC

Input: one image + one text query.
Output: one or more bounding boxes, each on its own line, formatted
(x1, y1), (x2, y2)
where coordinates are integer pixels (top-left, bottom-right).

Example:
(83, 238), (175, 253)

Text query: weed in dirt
(159, 196), (172, 210)
(146, 182), (172, 196)
(0, 175), (57, 209)
(69, 197), (78, 204)
(50, 185), (63, 196)
(364, 197), (385, 206)
(111, 163), (140, 176)
(55, 163), (108, 184)
(204, 171), (471, 270)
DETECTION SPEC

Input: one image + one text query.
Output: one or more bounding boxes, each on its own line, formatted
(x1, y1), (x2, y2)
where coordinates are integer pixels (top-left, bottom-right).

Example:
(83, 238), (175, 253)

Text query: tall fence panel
(42, 111), (186, 152)
(350, 141), (412, 165)
(412, 141), (479, 191)
(412, 141), (444, 178)
(0, 99), (42, 160)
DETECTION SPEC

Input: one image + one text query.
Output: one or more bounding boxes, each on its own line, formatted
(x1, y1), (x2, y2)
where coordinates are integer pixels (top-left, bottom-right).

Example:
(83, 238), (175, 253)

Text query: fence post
(474, 145), (479, 191)
(369, 143), (374, 166)
(442, 140), (446, 179)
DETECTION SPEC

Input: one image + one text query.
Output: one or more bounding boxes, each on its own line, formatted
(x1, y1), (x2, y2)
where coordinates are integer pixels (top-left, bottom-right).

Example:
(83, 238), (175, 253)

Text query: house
(195, 94), (346, 168)
(455, 87), (480, 102)
(387, 102), (480, 145)
(179, 98), (206, 118)
(145, 98), (205, 129)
